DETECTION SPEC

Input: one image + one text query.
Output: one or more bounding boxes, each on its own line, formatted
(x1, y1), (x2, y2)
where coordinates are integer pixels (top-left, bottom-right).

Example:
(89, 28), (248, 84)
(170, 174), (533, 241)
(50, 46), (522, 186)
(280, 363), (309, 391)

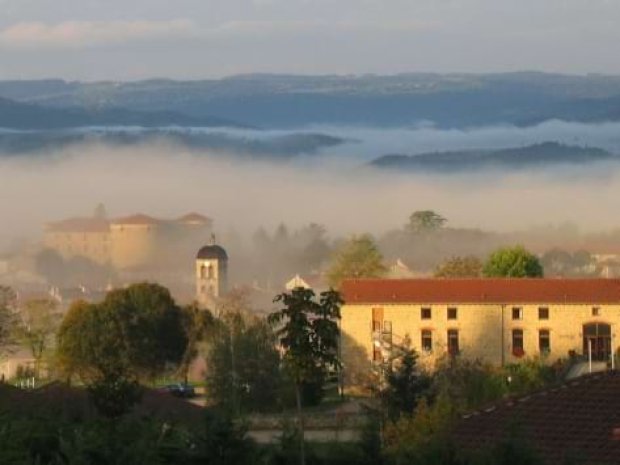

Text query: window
(207, 265), (214, 279)
(447, 307), (458, 320)
(512, 307), (523, 320)
(421, 330), (433, 352)
(421, 307), (432, 320)
(538, 307), (549, 320)
(200, 265), (207, 279)
(592, 307), (601, 317)
(447, 330), (459, 356)
(373, 346), (383, 362)
(539, 330), (550, 354)
(512, 329), (524, 357)
(372, 307), (384, 333)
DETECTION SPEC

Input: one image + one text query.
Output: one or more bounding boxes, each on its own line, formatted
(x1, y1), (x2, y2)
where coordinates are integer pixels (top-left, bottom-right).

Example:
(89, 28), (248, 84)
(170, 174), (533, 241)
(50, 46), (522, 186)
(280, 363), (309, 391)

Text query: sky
(0, 0), (618, 80)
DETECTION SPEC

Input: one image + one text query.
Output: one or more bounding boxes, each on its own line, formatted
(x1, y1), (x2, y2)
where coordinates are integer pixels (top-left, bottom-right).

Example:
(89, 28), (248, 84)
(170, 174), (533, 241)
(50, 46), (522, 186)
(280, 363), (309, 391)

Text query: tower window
(200, 265), (207, 279)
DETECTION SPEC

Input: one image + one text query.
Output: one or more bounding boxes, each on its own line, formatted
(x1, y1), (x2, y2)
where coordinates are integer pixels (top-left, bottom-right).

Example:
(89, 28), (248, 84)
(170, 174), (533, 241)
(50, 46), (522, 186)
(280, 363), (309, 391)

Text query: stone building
(340, 278), (620, 387)
(44, 209), (212, 270)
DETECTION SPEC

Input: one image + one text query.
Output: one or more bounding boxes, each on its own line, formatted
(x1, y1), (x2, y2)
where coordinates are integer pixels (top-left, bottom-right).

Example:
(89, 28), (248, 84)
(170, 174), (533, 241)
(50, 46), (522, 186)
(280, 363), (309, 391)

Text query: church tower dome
(195, 235), (228, 307)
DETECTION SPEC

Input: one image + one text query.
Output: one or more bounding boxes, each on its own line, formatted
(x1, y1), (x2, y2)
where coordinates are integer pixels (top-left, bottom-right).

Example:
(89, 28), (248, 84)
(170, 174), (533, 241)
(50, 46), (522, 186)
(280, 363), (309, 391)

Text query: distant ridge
(4, 73), (620, 128)
(0, 97), (247, 130)
(369, 142), (618, 172)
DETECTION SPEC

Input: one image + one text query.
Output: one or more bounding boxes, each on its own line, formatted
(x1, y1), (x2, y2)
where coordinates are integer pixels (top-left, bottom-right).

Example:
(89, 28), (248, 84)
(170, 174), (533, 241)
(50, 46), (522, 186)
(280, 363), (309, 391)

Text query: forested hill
(369, 142), (618, 172)
(3, 73), (620, 128)
(0, 97), (246, 130)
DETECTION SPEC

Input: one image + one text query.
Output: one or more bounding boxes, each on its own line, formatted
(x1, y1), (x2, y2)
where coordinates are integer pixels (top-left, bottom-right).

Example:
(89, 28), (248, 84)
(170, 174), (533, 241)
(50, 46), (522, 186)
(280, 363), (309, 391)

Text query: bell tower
(195, 235), (228, 307)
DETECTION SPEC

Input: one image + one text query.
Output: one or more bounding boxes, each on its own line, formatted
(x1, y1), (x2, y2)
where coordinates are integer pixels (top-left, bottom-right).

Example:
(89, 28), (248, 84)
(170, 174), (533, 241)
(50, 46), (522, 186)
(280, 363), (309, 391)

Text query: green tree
(434, 256), (483, 278)
(268, 288), (342, 465)
(382, 348), (431, 420)
(406, 211), (447, 234)
(56, 283), (187, 416)
(483, 246), (543, 278)
(206, 312), (281, 415)
(15, 299), (59, 378)
(327, 235), (387, 288)
(179, 302), (216, 383)
(0, 286), (17, 350)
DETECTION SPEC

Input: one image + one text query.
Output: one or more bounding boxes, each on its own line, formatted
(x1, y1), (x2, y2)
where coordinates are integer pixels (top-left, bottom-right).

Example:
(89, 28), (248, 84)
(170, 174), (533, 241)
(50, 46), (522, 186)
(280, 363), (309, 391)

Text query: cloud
(0, 20), (198, 49)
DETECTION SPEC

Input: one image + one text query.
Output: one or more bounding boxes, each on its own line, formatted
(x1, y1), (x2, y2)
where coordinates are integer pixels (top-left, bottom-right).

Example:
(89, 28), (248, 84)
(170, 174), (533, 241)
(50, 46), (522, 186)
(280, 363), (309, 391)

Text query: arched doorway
(583, 323), (612, 361)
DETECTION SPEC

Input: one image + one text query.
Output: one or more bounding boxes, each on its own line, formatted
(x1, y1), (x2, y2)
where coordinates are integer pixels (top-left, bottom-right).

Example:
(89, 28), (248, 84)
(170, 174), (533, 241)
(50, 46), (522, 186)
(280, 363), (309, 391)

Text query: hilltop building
(44, 207), (212, 270)
(340, 278), (620, 388)
(195, 237), (228, 308)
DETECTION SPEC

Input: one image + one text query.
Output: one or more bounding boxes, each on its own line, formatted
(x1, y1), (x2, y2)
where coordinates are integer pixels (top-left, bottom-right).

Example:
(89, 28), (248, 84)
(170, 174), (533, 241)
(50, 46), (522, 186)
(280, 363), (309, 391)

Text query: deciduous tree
(327, 235), (387, 288)
(483, 246), (543, 278)
(434, 256), (483, 278)
(268, 288), (342, 465)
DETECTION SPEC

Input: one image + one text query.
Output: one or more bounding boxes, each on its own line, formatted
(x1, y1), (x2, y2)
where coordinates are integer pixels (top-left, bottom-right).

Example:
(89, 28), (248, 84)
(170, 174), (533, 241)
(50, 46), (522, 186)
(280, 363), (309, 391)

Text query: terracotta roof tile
(341, 278), (620, 304)
(177, 212), (212, 224)
(452, 372), (620, 464)
(45, 217), (110, 233)
(111, 214), (161, 225)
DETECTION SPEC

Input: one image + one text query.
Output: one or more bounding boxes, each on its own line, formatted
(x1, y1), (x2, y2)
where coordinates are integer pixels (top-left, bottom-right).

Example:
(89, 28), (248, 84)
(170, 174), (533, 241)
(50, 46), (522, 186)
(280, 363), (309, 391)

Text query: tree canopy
(269, 287), (342, 465)
(406, 210), (447, 234)
(483, 246), (543, 278)
(57, 283), (187, 383)
(327, 235), (387, 288)
(434, 256), (483, 278)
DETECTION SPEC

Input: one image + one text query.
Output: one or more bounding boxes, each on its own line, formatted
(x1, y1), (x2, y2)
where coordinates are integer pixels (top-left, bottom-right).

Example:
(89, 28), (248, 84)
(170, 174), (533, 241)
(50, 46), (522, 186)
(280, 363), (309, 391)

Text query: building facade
(44, 211), (212, 270)
(340, 278), (620, 387)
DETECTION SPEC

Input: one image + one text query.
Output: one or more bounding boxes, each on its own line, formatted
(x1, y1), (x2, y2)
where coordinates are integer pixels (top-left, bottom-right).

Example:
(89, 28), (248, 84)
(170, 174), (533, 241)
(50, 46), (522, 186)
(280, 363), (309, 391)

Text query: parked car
(161, 383), (196, 398)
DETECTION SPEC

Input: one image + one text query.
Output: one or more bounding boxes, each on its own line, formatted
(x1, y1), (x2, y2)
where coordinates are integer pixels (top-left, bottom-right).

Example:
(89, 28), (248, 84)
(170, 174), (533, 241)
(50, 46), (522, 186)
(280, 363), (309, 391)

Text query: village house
(340, 278), (620, 388)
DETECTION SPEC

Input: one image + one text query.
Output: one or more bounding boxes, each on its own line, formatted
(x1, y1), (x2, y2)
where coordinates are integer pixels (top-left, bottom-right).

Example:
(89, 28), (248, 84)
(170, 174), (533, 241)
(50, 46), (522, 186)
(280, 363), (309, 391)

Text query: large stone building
(340, 278), (620, 386)
(44, 210), (212, 270)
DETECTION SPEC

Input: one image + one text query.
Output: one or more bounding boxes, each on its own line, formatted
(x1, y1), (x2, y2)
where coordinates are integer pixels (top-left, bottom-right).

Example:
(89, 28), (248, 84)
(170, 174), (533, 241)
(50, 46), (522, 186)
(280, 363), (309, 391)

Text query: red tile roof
(111, 214), (161, 225)
(45, 217), (110, 233)
(341, 278), (620, 304)
(177, 212), (212, 224)
(452, 372), (620, 464)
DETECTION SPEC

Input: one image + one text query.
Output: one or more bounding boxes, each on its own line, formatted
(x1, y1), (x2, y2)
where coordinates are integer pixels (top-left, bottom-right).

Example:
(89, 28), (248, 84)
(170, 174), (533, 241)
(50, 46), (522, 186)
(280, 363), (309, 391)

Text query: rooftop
(452, 371), (620, 464)
(341, 278), (620, 304)
(45, 217), (110, 233)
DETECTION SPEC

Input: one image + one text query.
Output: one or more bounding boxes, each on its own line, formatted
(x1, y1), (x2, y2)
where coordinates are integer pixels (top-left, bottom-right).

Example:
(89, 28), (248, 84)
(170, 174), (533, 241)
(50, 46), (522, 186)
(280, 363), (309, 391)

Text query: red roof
(177, 212), (212, 224)
(341, 278), (620, 304)
(111, 214), (161, 225)
(452, 372), (620, 464)
(46, 217), (110, 233)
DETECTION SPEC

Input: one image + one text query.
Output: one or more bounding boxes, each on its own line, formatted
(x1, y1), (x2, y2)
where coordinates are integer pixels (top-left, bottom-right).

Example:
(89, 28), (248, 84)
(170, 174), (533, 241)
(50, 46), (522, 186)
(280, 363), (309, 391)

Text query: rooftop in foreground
(452, 371), (620, 464)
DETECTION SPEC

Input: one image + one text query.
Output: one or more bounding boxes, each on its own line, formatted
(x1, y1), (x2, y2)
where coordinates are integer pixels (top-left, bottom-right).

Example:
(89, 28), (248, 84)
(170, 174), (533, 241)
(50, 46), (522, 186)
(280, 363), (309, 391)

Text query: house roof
(177, 212), (212, 224)
(45, 217), (110, 233)
(341, 278), (620, 305)
(452, 371), (620, 464)
(111, 214), (161, 226)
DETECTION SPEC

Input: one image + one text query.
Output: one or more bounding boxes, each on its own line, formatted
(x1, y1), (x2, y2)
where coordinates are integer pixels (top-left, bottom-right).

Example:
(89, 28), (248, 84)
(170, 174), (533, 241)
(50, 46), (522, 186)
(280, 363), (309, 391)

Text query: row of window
(418, 306), (602, 321)
(373, 328), (551, 362)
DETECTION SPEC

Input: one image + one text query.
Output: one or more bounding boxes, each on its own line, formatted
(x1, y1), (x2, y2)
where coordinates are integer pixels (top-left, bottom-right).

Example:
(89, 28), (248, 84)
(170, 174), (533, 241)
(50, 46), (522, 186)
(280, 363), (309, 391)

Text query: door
(583, 323), (612, 361)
